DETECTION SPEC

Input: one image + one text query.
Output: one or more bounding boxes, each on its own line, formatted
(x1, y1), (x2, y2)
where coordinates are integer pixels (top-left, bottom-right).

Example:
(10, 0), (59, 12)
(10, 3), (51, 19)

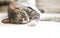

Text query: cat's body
(2, 0), (41, 24)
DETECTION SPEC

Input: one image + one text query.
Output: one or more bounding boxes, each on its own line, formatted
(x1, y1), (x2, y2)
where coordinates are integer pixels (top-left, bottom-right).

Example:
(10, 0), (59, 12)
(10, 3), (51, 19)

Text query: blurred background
(36, 0), (60, 13)
(0, 0), (60, 13)
(0, 0), (14, 12)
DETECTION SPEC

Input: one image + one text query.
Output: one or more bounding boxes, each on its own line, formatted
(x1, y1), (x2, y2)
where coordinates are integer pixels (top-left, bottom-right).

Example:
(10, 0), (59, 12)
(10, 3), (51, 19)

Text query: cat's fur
(2, 0), (41, 24)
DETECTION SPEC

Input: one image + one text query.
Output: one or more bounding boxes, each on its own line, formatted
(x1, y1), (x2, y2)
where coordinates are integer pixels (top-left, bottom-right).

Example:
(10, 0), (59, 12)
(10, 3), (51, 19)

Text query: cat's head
(8, 4), (30, 24)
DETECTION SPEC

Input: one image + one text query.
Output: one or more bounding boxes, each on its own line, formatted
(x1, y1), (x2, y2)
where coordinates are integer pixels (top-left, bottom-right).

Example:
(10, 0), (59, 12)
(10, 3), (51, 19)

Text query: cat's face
(8, 4), (30, 24)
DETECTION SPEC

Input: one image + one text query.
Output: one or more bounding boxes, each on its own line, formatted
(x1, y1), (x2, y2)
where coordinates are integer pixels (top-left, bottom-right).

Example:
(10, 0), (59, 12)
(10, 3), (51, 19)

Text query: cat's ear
(2, 18), (11, 24)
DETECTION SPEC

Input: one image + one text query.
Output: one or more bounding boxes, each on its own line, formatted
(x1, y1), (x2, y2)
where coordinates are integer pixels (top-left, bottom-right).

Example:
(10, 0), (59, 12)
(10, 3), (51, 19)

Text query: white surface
(0, 13), (60, 38)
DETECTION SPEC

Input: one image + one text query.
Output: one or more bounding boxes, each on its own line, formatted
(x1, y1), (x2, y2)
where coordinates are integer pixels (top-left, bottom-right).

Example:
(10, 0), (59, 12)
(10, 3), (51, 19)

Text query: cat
(2, 0), (41, 24)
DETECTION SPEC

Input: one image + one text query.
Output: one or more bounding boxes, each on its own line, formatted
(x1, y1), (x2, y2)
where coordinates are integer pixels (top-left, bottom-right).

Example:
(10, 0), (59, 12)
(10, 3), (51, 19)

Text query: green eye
(20, 12), (24, 16)
(20, 12), (22, 15)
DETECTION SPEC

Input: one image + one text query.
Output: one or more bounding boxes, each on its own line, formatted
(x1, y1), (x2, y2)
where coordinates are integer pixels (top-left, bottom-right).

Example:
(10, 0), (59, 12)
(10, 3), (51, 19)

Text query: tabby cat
(2, 0), (40, 24)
